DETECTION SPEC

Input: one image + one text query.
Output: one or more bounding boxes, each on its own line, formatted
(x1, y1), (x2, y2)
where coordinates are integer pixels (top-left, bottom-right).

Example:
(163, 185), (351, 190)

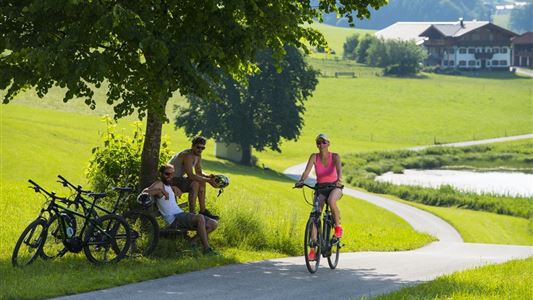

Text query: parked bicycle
(12, 180), (132, 266)
(52, 175), (159, 257)
(295, 183), (341, 273)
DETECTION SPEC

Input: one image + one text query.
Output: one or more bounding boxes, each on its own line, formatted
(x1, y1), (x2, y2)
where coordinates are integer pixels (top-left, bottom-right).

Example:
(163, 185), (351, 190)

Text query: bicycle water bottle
(66, 226), (74, 238)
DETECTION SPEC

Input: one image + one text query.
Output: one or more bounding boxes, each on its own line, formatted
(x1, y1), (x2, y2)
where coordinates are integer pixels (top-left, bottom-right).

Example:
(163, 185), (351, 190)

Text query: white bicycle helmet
(136, 192), (155, 207)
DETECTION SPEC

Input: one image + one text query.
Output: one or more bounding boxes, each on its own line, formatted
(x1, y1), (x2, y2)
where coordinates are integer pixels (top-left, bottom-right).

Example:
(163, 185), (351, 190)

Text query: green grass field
(307, 22), (375, 59)
(0, 103), (433, 299)
(392, 198), (533, 246)
(374, 257), (533, 300)
(2, 22), (532, 299)
(256, 72), (533, 171)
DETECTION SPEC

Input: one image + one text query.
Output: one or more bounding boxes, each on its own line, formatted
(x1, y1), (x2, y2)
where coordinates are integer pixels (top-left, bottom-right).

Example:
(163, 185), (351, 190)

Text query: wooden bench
(143, 206), (191, 239)
(334, 71), (356, 78)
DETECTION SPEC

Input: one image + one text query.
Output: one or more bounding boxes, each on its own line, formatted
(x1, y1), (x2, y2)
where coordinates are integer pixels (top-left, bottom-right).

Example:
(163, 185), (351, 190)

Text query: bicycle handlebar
(294, 183), (338, 190)
(28, 179), (73, 204)
(57, 174), (91, 193)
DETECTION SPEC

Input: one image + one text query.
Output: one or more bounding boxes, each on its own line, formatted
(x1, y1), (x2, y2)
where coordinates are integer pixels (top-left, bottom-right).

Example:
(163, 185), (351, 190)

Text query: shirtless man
(169, 136), (219, 220)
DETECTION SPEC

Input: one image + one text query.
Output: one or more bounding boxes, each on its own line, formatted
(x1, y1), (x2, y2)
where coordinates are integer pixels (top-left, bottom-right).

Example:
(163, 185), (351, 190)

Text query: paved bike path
(57, 134), (533, 300)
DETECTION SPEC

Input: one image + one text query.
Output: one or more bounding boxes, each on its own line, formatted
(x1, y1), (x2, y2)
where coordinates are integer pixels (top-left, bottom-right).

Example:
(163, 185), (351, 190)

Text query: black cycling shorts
(315, 182), (343, 199)
(171, 177), (193, 193)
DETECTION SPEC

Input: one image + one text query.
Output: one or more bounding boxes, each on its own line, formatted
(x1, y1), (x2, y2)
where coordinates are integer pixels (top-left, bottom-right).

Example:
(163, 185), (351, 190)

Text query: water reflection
(376, 169), (533, 197)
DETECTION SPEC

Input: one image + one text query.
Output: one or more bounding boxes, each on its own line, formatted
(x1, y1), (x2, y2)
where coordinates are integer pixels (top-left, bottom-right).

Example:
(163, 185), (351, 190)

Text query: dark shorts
(171, 176), (193, 193)
(315, 182), (343, 199)
(169, 212), (195, 230)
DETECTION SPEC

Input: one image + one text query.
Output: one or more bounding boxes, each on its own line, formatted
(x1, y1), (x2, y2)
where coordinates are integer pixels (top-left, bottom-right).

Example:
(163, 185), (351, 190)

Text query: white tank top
(156, 184), (182, 218)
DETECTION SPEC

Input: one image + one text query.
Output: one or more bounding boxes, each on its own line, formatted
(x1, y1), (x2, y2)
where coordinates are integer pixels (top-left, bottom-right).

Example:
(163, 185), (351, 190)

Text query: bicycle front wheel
(12, 218), (47, 267)
(123, 210), (159, 257)
(304, 216), (321, 273)
(41, 213), (75, 260)
(327, 224), (340, 269)
(83, 214), (131, 264)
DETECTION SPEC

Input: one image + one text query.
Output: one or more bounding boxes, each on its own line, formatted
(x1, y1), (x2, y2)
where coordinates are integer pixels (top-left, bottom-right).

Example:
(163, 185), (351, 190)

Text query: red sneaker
(335, 225), (343, 238)
(308, 248), (316, 261)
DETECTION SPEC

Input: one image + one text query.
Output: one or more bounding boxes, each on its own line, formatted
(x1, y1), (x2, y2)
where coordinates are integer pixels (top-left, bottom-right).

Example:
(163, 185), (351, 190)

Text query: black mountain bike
(296, 183), (341, 274)
(12, 180), (132, 266)
(52, 175), (159, 257)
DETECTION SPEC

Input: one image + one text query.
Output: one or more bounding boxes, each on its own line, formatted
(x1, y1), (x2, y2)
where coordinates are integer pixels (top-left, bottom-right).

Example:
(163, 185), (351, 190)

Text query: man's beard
(161, 176), (171, 185)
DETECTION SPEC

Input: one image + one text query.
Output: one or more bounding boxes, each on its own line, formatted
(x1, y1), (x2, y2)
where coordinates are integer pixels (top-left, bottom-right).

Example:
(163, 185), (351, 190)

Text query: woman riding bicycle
(295, 133), (344, 260)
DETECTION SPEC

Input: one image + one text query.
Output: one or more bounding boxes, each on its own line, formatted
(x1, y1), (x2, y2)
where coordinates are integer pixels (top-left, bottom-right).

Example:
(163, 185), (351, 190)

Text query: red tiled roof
(512, 32), (533, 44)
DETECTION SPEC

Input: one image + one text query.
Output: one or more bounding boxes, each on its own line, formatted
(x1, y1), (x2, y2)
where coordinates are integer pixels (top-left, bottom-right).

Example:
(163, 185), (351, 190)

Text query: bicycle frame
(57, 175), (132, 216)
(307, 186), (336, 257)
(29, 180), (117, 247)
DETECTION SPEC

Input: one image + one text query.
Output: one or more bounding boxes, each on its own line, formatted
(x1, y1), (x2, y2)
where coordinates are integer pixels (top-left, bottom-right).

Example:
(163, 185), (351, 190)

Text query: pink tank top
(314, 153), (337, 183)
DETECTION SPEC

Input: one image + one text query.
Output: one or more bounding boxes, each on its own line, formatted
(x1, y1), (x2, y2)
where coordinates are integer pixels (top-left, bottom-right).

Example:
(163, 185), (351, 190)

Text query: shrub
(343, 34), (359, 60)
(86, 117), (172, 209)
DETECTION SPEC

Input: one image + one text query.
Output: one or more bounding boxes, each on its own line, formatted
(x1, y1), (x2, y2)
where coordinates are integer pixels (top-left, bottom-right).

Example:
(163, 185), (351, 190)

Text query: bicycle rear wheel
(123, 210), (159, 257)
(12, 218), (47, 267)
(304, 216), (321, 273)
(83, 214), (131, 264)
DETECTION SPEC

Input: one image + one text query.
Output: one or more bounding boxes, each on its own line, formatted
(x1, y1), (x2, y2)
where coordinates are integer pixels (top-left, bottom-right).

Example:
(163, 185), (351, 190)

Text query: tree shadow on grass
(65, 258), (423, 299)
(202, 158), (294, 184)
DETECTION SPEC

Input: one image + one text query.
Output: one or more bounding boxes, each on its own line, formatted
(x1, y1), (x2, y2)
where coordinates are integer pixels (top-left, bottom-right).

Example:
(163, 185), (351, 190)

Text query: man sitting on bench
(143, 164), (218, 255)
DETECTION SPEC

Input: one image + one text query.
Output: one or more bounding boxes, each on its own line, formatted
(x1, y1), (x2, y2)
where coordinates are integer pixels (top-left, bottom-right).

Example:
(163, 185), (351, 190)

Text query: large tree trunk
(139, 108), (163, 190)
(241, 144), (252, 166)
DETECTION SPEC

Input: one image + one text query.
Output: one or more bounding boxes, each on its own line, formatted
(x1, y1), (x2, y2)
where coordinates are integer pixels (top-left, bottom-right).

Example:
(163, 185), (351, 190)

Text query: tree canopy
(0, 0), (388, 188)
(175, 46), (318, 165)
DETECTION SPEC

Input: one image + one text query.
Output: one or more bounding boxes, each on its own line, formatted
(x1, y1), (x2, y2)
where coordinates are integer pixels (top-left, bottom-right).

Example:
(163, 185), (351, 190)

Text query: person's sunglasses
(316, 140), (327, 145)
(196, 145), (206, 150)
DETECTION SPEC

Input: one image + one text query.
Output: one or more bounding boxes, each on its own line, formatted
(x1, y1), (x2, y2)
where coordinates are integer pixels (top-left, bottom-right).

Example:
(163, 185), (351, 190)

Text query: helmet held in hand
(136, 192), (155, 207)
(213, 174), (230, 189)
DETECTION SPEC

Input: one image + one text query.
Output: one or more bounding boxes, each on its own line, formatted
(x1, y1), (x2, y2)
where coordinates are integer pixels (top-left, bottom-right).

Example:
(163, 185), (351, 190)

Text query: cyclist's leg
(311, 194), (327, 241)
(327, 188), (343, 227)
(197, 181), (207, 213)
(189, 181), (200, 213)
(205, 216), (218, 234)
(190, 213), (209, 250)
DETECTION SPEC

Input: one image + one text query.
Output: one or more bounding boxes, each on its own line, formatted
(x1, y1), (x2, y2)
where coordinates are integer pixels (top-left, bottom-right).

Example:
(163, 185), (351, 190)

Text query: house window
(493, 47), (500, 54)
(459, 48), (467, 54)
(459, 60), (467, 66)
(486, 48), (492, 53)
(476, 48), (482, 53)
(448, 48), (455, 54)
(500, 60), (507, 65)
(476, 61), (480, 66)
(501, 47), (508, 54)
(468, 48), (475, 54)
(468, 60), (476, 66)
(492, 60), (499, 66)
(449, 60), (455, 66)
(487, 60), (491, 66)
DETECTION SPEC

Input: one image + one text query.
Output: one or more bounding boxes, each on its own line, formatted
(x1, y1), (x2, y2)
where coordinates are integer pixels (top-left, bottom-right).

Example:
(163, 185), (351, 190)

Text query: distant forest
(322, 0), (491, 29)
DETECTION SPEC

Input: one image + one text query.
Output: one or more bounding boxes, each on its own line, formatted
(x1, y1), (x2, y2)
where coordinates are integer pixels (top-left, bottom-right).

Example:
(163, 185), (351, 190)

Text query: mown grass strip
(374, 257), (533, 300)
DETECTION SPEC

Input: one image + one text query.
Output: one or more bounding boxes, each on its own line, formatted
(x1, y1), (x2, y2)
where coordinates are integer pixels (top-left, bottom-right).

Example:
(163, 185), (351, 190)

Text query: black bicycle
(12, 180), (132, 266)
(295, 183), (341, 273)
(51, 175), (159, 258)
